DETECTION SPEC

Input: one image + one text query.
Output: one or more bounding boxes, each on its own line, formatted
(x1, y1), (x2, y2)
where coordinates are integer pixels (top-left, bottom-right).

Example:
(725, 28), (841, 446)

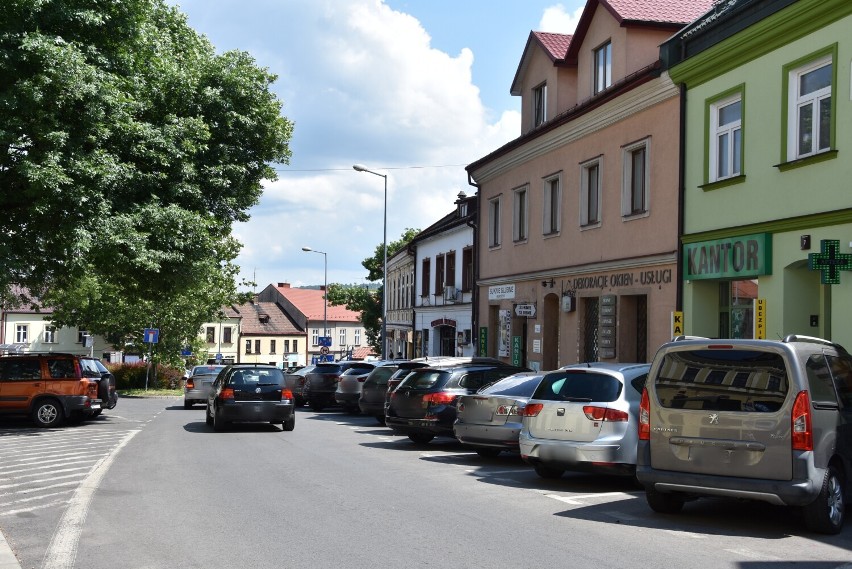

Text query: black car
(385, 358), (529, 444)
(282, 364), (317, 407)
(358, 360), (430, 423)
(205, 364), (295, 432)
(304, 361), (376, 411)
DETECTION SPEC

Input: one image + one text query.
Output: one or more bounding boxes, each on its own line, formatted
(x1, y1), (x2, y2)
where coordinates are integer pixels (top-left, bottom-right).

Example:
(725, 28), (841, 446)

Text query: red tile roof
(350, 346), (377, 360)
(601, 0), (717, 25)
(532, 31), (572, 61)
(274, 285), (362, 323)
(236, 301), (303, 335)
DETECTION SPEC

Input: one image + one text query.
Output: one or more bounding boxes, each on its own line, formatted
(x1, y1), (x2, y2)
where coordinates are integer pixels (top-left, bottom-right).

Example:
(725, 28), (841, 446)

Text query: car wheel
(803, 464), (845, 534)
(645, 487), (685, 514)
(534, 463), (564, 479)
(212, 405), (228, 432)
(91, 409), (103, 417)
(408, 433), (434, 445)
(205, 405), (214, 426)
(184, 400), (194, 410)
(32, 399), (64, 428)
(282, 414), (296, 432)
(476, 448), (502, 458)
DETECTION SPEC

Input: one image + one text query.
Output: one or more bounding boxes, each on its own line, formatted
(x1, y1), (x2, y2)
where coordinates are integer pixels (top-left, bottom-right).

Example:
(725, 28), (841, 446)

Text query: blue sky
(169, 0), (587, 289)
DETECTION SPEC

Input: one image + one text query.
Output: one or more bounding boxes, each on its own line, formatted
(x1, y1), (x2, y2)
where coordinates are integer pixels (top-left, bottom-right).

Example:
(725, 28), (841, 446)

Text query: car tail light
(496, 403), (521, 416)
(792, 390), (813, 451)
(457, 401), (465, 412)
(582, 406), (628, 422)
(358, 376), (367, 382)
(423, 392), (457, 406)
(281, 388), (294, 401)
(186, 379), (195, 389)
(639, 388), (650, 440)
(220, 388), (235, 401)
(523, 403), (544, 417)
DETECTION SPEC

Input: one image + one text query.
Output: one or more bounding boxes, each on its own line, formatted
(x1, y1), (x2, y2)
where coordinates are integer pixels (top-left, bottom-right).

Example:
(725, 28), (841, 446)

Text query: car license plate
(90, 402), (101, 410)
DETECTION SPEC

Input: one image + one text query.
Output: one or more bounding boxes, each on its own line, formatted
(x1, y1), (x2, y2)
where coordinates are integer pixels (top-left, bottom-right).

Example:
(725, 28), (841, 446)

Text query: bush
(108, 362), (185, 390)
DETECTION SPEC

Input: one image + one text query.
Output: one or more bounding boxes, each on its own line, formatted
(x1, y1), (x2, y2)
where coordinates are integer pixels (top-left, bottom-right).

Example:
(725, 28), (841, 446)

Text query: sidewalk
(0, 529), (22, 569)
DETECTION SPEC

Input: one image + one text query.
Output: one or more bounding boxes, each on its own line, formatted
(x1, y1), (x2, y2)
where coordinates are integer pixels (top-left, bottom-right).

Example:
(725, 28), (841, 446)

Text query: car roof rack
(782, 334), (838, 347)
(671, 335), (709, 342)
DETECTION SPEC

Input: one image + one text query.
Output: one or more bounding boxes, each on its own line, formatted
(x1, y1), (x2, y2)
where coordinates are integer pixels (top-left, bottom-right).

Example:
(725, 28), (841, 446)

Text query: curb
(0, 528), (22, 569)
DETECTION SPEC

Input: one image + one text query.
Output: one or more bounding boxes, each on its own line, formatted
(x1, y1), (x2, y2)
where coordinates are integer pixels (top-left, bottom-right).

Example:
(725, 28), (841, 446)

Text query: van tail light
(523, 403), (544, 417)
(186, 379), (195, 389)
(791, 390), (813, 451)
(220, 388), (235, 401)
(281, 388), (294, 402)
(583, 406), (628, 422)
(639, 388), (650, 441)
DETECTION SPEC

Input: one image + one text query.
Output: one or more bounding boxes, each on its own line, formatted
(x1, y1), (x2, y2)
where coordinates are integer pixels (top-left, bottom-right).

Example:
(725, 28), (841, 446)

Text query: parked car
(283, 365), (316, 407)
(80, 357), (118, 414)
(205, 364), (295, 432)
(519, 363), (650, 479)
(382, 357), (468, 416)
(385, 358), (529, 444)
(184, 364), (226, 409)
(0, 353), (103, 427)
(454, 371), (546, 456)
(361, 361), (430, 423)
(637, 335), (852, 534)
(304, 361), (376, 411)
(335, 363), (388, 413)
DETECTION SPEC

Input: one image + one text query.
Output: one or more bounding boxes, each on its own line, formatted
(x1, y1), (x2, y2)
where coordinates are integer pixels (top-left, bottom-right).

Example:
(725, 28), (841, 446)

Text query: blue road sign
(180, 346), (192, 357)
(143, 328), (160, 344)
(318, 336), (332, 347)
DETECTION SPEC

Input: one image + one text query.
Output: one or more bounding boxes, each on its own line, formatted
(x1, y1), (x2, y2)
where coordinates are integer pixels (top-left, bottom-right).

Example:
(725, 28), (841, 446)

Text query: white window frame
(512, 185), (529, 242)
(488, 196), (501, 248)
(354, 329), (361, 346)
(787, 54), (832, 161)
(622, 138), (650, 217)
(77, 327), (88, 344)
(580, 158), (602, 228)
(311, 328), (319, 346)
(542, 174), (561, 235)
(339, 328), (346, 347)
(594, 41), (612, 94)
(44, 325), (57, 344)
(709, 94), (742, 182)
(15, 324), (28, 343)
(533, 82), (547, 127)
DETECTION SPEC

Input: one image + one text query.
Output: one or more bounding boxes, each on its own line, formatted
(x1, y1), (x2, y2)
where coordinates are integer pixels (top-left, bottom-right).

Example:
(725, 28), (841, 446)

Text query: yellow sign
(754, 298), (766, 339)
(671, 311), (684, 338)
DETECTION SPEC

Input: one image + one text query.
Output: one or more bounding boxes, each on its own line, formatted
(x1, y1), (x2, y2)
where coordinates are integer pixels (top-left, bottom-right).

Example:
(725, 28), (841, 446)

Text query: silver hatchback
(519, 363), (650, 479)
(184, 365), (226, 409)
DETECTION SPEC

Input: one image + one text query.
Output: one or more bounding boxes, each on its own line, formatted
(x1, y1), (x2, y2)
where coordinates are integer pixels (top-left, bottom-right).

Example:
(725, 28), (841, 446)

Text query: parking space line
(724, 548), (780, 561)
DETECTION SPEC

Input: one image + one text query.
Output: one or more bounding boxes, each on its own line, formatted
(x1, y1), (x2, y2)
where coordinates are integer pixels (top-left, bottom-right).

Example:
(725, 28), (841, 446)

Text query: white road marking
(40, 429), (140, 569)
(663, 529), (707, 539)
(724, 548), (780, 560)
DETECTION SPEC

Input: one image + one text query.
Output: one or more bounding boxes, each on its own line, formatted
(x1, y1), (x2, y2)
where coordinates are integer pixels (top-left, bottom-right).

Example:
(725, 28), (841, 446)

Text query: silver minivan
(637, 335), (852, 534)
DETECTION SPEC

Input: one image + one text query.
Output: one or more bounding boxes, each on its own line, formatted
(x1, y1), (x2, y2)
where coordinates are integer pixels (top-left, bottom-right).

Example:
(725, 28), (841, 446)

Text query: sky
(169, 0), (587, 290)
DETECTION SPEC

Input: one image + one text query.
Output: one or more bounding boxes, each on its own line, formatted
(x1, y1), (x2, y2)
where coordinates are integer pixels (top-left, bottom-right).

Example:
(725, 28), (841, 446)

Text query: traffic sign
(143, 328), (160, 344)
(319, 346), (329, 355)
(318, 336), (332, 347)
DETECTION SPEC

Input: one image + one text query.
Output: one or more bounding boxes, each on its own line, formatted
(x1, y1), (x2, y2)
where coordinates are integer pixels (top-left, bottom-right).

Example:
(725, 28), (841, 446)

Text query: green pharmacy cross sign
(808, 239), (852, 285)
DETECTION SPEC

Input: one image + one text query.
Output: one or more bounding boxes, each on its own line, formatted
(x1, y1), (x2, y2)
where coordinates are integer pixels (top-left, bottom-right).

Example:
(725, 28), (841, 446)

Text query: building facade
(467, 0), (713, 370)
(199, 306), (241, 364)
(664, 0), (852, 345)
(386, 245), (415, 359)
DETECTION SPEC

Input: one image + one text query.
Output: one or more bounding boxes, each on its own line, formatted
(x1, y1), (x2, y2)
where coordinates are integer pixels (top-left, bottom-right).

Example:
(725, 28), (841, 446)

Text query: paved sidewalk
(0, 529), (22, 569)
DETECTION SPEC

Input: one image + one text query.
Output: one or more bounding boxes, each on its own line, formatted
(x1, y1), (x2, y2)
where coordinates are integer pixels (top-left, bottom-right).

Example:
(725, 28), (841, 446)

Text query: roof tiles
(602, 0), (717, 25)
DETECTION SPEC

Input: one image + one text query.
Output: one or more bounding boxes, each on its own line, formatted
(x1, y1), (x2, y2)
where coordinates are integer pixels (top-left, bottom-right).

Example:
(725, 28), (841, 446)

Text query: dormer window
(594, 40), (612, 94)
(533, 82), (547, 127)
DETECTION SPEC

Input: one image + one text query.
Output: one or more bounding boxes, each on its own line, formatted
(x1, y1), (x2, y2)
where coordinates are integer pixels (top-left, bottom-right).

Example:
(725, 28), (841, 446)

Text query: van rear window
(533, 371), (622, 403)
(654, 349), (787, 412)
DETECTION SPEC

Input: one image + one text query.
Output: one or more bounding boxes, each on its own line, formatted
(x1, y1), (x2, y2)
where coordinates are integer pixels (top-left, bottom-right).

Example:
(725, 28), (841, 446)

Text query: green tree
(0, 0), (293, 361)
(327, 228), (419, 354)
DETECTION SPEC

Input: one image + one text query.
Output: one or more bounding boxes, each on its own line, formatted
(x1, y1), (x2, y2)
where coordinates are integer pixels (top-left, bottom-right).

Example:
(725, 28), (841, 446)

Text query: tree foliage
(326, 228), (420, 354)
(0, 0), (294, 363)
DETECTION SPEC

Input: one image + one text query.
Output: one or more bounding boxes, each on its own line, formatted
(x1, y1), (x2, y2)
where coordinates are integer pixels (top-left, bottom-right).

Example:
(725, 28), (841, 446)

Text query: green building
(663, 0), (852, 344)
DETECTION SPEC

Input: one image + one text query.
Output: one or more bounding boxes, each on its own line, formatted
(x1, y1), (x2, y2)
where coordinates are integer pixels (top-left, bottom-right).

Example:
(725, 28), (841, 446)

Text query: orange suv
(0, 353), (104, 427)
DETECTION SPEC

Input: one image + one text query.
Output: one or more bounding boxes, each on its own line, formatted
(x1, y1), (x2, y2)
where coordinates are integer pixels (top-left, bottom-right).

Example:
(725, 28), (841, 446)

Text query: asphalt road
(1, 397), (851, 569)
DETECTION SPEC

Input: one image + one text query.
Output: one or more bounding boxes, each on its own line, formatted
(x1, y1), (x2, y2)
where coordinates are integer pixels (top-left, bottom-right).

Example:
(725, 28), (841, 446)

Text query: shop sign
(489, 284), (516, 300)
(498, 310), (511, 357)
(514, 303), (536, 317)
(684, 233), (772, 280)
(671, 311), (684, 337)
(512, 336), (522, 367)
(808, 239), (852, 285)
(479, 327), (488, 357)
(570, 269), (672, 290)
(754, 299), (766, 339)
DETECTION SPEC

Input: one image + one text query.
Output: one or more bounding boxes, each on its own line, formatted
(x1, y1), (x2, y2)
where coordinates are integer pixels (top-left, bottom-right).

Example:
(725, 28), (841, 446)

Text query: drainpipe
(676, 82), (687, 314)
(467, 171), (480, 356)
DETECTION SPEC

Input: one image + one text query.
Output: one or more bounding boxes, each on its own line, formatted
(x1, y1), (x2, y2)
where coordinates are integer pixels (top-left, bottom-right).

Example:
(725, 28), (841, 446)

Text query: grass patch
(119, 388), (182, 397)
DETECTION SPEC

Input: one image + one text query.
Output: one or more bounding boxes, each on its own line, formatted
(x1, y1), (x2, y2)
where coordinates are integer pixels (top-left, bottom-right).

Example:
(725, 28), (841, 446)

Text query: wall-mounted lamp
(541, 278), (555, 288)
(801, 235), (811, 250)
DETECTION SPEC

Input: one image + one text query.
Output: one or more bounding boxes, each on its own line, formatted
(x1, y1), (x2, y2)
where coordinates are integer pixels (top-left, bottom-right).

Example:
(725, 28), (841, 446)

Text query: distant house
(199, 306), (241, 364)
(237, 299), (305, 367)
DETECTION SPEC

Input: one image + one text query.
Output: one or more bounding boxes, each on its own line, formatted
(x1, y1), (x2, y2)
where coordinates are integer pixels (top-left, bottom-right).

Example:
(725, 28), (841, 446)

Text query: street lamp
(301, 246), (328, 356)
(353, 163), (388, 360)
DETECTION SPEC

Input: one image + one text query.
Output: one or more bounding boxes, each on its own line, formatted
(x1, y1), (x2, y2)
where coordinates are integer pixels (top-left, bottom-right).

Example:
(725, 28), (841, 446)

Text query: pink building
(466, 0), (713, 369)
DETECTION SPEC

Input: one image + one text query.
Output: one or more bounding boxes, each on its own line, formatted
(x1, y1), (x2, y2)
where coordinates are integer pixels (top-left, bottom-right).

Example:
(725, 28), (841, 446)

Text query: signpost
(514, 303), (536, 318)
(142, 328), (159, 391)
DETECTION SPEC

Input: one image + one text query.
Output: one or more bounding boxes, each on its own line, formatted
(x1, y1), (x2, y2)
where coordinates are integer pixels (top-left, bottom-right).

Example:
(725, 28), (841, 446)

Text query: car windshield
(192, 365), (226, 377)
(365, 366), (398, 385)
(480, 373), (543, 396)
(79, 359), (102, 378)
(229, 368), (284, 385)
(314, 364), (342, 374)
(534, 371), (623, 402)
(398, 370), (448, 390)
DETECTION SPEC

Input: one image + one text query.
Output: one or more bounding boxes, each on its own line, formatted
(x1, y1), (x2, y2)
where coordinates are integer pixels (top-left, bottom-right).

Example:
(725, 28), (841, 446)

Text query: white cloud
(539, 3), (584, 34)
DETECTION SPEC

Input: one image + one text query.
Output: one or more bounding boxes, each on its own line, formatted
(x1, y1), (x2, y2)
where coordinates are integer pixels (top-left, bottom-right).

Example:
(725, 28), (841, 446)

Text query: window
(421, 258), (431, 297)
(339, 328), (346, 346)
(284, 340), (290, 353)
(245, 339), (252, 354)
(223, 327), (232, 344)
(580, 158), (602, 226)
(435, 254), (445, 295)
(270, 339), (276, 354)
(533, 82), (547, 127)
(462, 247), (473, 291)
(15, 325), (28, 343)
(254, 339), (261, 354)
(622, 139), (650, 216)
(293, 339), (298, 353)
(488, 197), (501, 247)
(77, 327), (88, 344)
(787, 54), (832, 160)
(354, 329), (361, 346)
(594, 41), (612, 94)
(513, 186), (528, 242)
(44, 325), (57, 344)
(206, 326), (215, 343)
(542, 175), (561, 235)
(446, 251), (456, 288)
(709, 93), (742, 181)
(312, 329), (319, 346)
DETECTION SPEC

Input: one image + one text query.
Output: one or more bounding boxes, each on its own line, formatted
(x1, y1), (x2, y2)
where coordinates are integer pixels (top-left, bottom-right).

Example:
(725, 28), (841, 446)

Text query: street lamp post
(301, 246), (328, 360)
(353, 164), (388, 360)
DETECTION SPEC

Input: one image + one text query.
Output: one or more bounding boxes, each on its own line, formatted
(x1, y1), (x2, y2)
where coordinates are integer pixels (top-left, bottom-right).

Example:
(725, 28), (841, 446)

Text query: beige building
(199, 306), (241, 364)
(466, 0), (713, 369)
(236, 300), (305, 367)
(386, 245), (415, 359)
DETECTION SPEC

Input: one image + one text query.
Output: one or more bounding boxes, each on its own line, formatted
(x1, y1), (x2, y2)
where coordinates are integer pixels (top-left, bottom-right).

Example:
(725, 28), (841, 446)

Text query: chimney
(278, 282), (290, 288)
